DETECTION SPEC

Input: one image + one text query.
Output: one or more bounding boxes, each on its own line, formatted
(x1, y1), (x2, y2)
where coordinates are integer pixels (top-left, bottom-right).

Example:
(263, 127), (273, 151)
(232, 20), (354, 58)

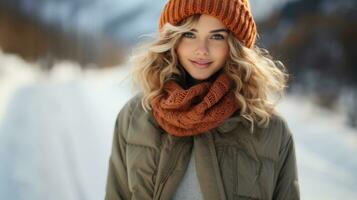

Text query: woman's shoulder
(254, 112), (295, 156)
(270, 112), (295, 147)
(256, 112), (294, 143)
(268, 112), (292, 135)
(116, 93), (162, 148)
(115, 92), (147, 123)
(114, 93), (144, 136)
(120, 92), (144, 114)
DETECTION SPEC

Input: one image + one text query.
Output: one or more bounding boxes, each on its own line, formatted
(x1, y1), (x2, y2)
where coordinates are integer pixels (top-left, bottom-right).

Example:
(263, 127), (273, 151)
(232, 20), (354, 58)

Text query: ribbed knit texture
(159, 0), (257, 48)
(150, 72), (240, 137)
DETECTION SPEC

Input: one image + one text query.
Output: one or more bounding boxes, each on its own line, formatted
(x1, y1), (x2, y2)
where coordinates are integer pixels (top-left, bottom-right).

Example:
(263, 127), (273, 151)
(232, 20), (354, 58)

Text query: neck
(186, 74), (204, 87)
(184, 69), (223, 88)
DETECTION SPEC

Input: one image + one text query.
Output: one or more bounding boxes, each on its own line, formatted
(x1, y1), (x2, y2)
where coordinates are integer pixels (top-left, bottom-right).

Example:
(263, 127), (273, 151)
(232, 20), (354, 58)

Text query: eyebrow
(190, 28), (229, 33)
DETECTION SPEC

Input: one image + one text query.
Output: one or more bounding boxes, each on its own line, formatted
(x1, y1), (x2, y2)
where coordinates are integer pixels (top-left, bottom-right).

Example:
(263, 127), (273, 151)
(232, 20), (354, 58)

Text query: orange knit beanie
(159, 0), (257, 48)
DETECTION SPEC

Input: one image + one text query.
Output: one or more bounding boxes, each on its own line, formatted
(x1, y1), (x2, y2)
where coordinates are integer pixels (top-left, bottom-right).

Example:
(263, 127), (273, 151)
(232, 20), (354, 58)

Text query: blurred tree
(0, 3), (125, 68)
(259, 0), (357, 91)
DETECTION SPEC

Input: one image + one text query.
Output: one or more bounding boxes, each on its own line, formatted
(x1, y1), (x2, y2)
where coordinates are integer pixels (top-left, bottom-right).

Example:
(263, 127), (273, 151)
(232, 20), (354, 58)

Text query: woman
(105, 0), (300, 199)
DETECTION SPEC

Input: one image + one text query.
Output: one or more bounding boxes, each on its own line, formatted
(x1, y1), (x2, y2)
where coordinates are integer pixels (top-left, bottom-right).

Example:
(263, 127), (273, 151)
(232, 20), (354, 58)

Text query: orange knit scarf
(151, 72), (240, 137)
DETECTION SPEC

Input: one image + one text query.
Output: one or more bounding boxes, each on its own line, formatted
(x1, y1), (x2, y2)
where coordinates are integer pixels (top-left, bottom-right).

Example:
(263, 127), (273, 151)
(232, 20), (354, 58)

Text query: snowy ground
(277, 95), (357, 199)
(0, 51), (356, 200)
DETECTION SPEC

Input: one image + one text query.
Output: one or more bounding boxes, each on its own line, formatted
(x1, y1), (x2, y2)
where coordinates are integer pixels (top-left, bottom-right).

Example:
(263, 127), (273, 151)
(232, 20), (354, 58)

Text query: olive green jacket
(105, 94), (300, 200)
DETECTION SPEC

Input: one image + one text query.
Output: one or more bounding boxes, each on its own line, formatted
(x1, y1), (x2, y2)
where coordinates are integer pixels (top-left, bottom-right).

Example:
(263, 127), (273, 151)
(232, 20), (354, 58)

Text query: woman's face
(176, 14), (229, 81)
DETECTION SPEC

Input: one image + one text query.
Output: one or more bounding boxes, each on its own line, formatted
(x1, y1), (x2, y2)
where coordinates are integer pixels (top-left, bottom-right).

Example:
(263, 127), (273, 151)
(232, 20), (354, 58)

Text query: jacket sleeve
(272, 120), (300, 200)
(105, 101), (134, 200)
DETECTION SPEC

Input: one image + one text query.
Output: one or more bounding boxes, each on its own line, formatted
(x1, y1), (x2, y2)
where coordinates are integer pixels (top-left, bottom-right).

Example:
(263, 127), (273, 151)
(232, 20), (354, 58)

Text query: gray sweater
(172, 145), (203, 200)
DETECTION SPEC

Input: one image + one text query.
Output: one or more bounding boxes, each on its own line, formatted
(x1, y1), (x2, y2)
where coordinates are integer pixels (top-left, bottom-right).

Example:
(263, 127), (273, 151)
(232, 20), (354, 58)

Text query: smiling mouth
(190, 60), (213, 68)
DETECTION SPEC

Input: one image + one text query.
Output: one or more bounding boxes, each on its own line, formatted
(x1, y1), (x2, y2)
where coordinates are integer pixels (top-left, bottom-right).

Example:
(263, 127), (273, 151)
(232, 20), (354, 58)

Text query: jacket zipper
(156, 139), (187, 200)
(233, 148), (238, 196)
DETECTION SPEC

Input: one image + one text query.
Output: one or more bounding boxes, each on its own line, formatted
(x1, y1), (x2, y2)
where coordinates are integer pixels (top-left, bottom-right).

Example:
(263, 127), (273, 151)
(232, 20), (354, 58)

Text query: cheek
(177, 43), (191, 59)
(211, 44), (229, 60)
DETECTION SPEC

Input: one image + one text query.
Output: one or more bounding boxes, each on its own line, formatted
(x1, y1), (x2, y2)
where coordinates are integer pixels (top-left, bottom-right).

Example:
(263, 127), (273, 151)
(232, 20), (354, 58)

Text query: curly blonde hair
(130, 14), (288, 130)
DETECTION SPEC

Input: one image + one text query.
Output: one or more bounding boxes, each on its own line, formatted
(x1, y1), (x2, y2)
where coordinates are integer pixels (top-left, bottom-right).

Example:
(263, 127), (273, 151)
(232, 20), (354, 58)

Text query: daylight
(0, 0), (356, 199)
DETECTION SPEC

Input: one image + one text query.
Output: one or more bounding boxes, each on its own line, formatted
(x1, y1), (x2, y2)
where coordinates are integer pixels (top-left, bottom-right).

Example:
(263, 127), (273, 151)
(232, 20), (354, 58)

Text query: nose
(194, 39), (209, 56)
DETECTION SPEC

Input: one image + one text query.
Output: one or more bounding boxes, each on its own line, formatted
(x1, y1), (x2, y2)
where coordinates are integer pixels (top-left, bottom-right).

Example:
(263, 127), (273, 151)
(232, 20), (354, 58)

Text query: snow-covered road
(278, 96), (357, 199)
(0, 62), (133, 200)
(0, 57), (356, 199)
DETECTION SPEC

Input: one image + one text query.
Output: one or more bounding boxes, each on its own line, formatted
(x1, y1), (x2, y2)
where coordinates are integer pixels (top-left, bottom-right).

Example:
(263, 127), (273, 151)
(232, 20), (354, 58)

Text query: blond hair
(130, 14), (288, 130)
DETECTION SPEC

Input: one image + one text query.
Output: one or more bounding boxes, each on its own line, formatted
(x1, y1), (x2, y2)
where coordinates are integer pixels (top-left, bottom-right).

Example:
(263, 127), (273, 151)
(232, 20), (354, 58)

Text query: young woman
(105, 0), (300, 199)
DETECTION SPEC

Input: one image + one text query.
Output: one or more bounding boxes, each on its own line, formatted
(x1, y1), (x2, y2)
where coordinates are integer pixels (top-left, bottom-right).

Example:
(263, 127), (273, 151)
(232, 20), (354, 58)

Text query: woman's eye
(211, 34), (225, 40)
(182, 32), (195, 38)
(182, 32), (225, 40)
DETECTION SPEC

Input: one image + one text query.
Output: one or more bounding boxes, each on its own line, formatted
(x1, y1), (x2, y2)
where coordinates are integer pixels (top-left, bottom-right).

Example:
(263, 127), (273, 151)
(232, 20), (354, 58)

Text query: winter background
(0, 0), (357, 199)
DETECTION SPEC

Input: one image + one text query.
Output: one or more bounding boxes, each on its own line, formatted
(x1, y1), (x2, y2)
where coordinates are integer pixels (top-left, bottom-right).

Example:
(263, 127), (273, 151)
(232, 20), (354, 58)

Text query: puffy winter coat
(105, 94), (300, 200)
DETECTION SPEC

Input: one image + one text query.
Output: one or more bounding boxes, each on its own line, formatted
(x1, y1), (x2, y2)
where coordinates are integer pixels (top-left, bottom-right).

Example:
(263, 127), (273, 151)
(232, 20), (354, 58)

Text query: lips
(190, 59), (213, 68)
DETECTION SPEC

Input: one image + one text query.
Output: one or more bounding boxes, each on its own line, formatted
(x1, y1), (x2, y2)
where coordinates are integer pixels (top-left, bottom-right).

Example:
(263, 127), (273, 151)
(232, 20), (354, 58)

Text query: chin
(190, 73), (211, 81)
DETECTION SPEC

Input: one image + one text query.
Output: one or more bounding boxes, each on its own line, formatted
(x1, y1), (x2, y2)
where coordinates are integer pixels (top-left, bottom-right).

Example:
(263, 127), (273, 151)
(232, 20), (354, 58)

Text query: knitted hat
(159, 0), (257, 48)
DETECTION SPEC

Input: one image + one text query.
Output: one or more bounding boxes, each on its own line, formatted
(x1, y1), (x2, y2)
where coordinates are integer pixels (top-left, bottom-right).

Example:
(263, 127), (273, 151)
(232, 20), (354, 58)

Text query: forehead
(193, 14), (226, 30)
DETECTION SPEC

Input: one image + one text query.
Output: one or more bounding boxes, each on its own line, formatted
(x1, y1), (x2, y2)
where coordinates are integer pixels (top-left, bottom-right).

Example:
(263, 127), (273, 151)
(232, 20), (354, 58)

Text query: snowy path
(278, 96), (357, 200)
(1, 66), (357, 200)
(0, 66), (132, 200)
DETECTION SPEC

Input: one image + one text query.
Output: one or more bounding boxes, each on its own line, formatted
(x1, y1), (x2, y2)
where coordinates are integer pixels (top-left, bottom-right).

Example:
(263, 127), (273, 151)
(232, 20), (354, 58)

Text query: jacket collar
(217, 111), (252, 133)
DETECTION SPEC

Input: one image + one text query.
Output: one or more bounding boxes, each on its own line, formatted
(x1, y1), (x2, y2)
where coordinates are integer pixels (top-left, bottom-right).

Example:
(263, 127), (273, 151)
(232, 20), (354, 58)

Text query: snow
(0, 51), (133, 200)
(277, 95), (357, 199)
(0, 51), (356, 200)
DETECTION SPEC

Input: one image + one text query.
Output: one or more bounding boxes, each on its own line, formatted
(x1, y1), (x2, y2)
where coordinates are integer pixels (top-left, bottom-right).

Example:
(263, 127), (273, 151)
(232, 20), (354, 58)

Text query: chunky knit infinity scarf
(150, 72), (240, 137)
